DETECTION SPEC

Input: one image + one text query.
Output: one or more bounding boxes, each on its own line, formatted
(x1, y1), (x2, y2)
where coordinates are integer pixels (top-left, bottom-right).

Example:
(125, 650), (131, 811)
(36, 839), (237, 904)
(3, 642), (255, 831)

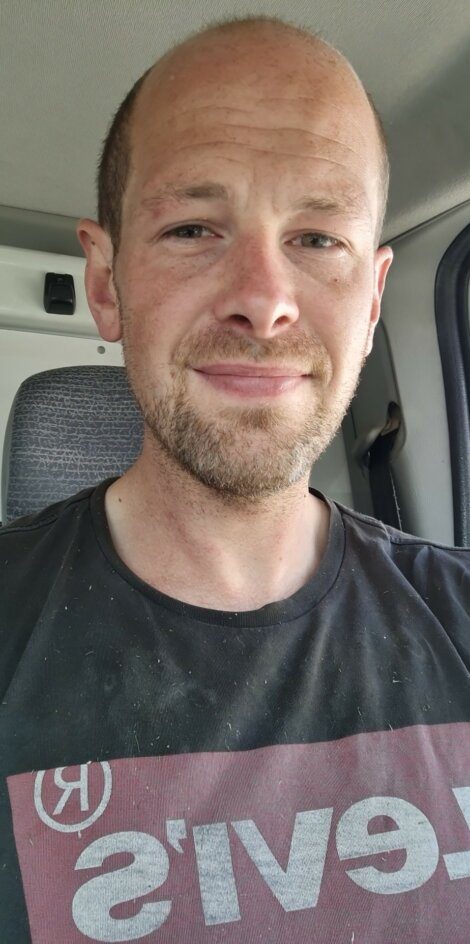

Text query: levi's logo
(7, 723), (470, 942)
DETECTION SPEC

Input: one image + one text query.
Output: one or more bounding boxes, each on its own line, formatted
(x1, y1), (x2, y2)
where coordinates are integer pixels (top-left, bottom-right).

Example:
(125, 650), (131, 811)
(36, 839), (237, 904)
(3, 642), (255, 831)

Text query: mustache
(173, 326), (333, 382)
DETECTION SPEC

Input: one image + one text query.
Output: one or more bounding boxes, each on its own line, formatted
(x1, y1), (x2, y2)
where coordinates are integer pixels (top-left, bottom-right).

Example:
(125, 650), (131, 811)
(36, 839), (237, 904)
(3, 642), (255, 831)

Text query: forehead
(127, 34), (380, 219)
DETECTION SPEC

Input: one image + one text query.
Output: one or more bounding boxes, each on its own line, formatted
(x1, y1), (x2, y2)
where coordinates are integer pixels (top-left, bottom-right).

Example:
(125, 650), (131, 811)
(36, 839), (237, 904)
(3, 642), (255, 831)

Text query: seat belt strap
(366, 406), (403, 530)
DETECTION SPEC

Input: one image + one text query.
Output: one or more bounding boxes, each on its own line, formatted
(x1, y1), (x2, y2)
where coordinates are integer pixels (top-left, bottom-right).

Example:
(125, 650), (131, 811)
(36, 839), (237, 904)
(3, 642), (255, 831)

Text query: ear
(76, 219), (122, 342)
(364, 245), (394, 356)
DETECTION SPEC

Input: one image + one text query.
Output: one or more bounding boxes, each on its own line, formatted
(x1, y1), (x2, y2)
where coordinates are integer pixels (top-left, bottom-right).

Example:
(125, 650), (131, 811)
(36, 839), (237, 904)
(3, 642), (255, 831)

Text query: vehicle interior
(1, 0), (469, 546)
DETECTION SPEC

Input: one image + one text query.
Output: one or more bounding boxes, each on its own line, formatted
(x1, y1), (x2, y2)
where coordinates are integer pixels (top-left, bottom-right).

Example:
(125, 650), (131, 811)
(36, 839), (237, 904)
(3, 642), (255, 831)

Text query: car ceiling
(2, 0), (470, 253)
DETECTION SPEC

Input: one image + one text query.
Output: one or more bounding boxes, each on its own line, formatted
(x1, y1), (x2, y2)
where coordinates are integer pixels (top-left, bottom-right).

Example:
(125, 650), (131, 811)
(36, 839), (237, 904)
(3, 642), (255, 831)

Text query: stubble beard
(120, 307), (366, 502)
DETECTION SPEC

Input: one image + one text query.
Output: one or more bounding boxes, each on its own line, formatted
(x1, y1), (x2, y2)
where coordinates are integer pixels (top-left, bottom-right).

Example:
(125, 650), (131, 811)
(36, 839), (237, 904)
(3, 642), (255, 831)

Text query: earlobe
(76, 219), (122, 342)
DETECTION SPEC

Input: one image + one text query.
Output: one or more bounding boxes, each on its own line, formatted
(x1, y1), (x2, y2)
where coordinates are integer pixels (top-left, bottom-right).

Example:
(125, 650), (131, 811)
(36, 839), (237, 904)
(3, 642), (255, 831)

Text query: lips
(193, 362), (307, 377)
(191, 363), (308, 397)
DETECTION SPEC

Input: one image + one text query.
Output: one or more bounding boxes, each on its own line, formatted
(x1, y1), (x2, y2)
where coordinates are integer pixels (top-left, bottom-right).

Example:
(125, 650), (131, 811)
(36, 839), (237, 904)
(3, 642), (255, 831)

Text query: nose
(212, 235), (299, 338)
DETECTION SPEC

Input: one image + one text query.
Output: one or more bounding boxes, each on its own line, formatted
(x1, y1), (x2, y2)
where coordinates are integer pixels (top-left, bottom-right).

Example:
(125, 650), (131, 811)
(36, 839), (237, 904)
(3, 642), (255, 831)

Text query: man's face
(104, 33), (392, 499)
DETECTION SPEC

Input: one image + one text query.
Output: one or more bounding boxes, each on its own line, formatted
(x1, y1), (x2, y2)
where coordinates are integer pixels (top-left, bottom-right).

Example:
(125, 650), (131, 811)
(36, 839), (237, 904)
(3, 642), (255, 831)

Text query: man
(1, 15), (469, 944)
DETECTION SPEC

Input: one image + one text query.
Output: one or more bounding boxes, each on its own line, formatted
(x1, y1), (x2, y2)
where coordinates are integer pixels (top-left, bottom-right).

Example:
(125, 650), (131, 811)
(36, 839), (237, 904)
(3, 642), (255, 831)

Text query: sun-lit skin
(78, 23), (393, 611)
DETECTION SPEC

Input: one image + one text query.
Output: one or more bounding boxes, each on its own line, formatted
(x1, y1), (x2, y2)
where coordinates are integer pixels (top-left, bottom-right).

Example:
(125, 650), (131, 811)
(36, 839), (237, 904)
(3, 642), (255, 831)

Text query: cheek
(118, 255), (187, 354)
(307, 269), (371, 345)
(302, 268), (374, 384)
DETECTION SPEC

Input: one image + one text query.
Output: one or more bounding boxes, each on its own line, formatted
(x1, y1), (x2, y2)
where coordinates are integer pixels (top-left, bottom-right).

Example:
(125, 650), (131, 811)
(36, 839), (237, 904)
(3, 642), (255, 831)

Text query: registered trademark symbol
(34, 762), (112, 833)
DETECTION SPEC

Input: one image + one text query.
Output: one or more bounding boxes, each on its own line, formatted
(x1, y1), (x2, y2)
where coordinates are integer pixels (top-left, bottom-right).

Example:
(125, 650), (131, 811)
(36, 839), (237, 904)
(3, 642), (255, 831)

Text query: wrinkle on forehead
(146, 106), (363, 157)
(133, 59), (377, 176)
(256, 96), (374, 147)
(147, 140), (365, 173)
(134, 86), (373, 160)
(134, 119), (372, 196)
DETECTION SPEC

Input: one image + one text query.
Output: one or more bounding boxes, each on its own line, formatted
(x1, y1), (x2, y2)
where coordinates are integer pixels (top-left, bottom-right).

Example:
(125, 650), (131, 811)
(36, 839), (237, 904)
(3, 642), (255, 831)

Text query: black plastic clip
(43, 272), (76, 315)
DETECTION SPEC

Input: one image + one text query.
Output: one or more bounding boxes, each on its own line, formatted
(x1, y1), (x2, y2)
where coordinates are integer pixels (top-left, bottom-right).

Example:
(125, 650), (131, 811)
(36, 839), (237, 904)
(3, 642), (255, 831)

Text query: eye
(292, 232), (342, 249)
(162, 224), (215, 240)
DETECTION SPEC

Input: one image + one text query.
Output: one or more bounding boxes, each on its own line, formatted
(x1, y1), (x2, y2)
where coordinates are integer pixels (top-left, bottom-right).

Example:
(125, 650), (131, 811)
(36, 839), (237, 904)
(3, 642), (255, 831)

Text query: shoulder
(333, 500), (470, 615)
(0, 482), (110, 647)
(336, 500), (469, 559)
(0, 484), (98, 565)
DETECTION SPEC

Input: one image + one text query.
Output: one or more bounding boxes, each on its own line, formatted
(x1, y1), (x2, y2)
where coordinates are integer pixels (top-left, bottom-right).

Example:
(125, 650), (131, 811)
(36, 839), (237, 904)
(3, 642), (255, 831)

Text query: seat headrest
(2, 366), (143, 524)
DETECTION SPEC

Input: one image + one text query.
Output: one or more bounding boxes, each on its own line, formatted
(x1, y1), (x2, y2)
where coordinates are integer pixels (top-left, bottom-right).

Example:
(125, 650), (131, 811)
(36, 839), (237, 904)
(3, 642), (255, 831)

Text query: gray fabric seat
(1, 366), (143, 524)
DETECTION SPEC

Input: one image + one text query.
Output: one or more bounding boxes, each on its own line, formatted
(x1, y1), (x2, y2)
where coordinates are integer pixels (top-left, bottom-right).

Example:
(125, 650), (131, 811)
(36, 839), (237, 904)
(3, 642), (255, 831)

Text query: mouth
(191, 363), (310, 398)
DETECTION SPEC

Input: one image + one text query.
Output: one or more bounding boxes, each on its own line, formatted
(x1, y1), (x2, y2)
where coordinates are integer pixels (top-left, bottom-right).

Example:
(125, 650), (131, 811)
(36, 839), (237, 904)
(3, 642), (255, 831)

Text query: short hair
(97, 16), (389, 253)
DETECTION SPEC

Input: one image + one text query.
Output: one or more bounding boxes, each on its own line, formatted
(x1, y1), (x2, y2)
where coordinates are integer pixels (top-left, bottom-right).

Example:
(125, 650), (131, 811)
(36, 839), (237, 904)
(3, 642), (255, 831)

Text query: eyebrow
(140, 181), (369, 221)
(291, 194), (369, 219)
(141, 183), (230, 211)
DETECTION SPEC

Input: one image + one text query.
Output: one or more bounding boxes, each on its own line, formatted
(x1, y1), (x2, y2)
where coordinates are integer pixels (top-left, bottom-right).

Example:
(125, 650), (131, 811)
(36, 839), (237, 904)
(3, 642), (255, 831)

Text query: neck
(104, 441), (331, 612)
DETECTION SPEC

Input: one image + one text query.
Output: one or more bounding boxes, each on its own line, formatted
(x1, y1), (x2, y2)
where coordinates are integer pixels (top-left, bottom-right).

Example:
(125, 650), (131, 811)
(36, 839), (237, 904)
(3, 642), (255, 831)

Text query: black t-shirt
(1, 478), (469, 943)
